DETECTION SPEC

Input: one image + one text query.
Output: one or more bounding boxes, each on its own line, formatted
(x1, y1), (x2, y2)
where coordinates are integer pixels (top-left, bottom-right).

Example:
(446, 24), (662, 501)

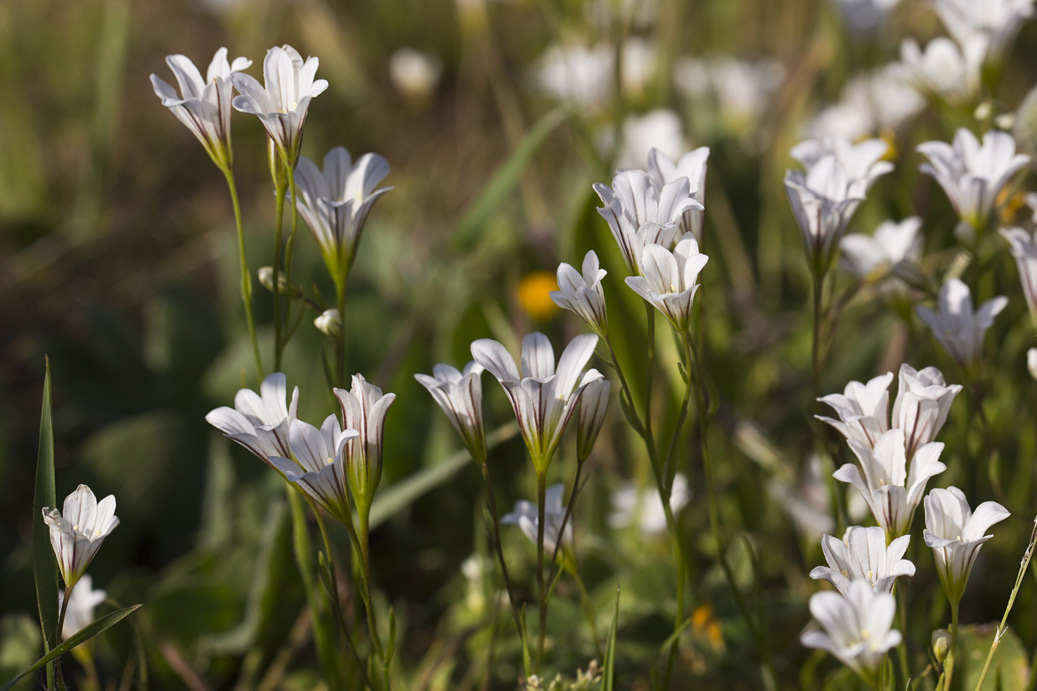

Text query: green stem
(811, 270), (823, 403)
(221, 166), (264, 381)
(282, 167), (301, 355)
(272, 176), (288, 372)
(54, 584), (71, 688)
(356, 505), (386, 668)
(942, 601), (960, 691)
(336, 279), (347, 388)
(535, 471), (548, 672)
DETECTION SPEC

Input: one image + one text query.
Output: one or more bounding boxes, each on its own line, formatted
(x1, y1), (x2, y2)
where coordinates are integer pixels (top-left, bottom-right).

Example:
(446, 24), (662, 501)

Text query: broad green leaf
(602, 586), (620, 691)
(956, 623), (1028, 691)
(1, 604), (141, 691)
(31, 358), (57, 688)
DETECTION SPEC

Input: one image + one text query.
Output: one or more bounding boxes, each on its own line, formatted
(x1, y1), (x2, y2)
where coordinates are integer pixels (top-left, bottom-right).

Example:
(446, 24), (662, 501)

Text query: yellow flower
(692, 604), (725, 651)
(518, 271), (560, 321)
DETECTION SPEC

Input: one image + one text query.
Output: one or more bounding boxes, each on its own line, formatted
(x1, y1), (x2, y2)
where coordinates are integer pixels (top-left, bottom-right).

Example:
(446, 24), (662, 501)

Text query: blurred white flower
(58, 574), (107, 641)
(891, 363), (962, 460)
(206, 372), (300, 467)
(1029, 348), (1037, 380)
(894, 37), (984, 105)
(613, 109), (686, 170)
(620, 38), (657, 98)
(801, 580), (902, 687)
(810, 526), (915, 596)
(790, 137), (894, 198)
(924, 486), (1010, 604)
(625, 234), (709, 332)
(673, 57), (784, 131)
(915, 277), (1007, 367)
(807, 67), (924, 141)
(472, 333), (602, 471)
(334, 375), (396, 511)
(817, 371), (893, 447)
(414, 362), (487, 463)
(502, 484), (572, 554)
(575, 375), (610, 462)
(389, 47), (442, 102)
(834, 429), (946, 538)
(594, 169), (700, 274)
(268, 417), (359, 525)
(231, 45), (328, 164)
(42, 485), (120, 590)
(293, 147), (391, 289)
(1000, 226), (1037, 320)
(647, 147), (710, 242)
(534, 43), (614, 110)
(609, 473), (690, 535)
(917, 128), (1030, 230)
(839, 217), (924, 280)
(769, 454), (834, 540)
(550, 250), (609, 337)
(933, 0), (1035, 63)
(830, 0), (901, 33)
(150, 48), (252, 168)
(314, 308), (342, 338)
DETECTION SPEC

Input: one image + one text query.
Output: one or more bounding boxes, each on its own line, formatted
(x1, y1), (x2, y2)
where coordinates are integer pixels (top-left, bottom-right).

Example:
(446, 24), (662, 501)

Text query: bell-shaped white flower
(790, 136), (894, 199)
(839, 217), (924, 281)
(647, 147), (710, 242)
(549, 251), (609, 337)
(471, 332), (600, 472)
(933, 0), (1035, 64)
(334, 375), (396, 514)
(231, 45), (329, 164)
(42, 485), (119, 590)
(268, 416), (359, 525)
(915, 278), (1007, 367)
(414, 362), (487, 463)
(206, 372), (300, 470)
(917, 128), (1030, 231)
(834, 429), (946, 538)
(609, 473), (691, 536)
(923, 486), (1010, 604)
(151, 48), (252, 168)
(501, 484), (572, 554)
(625, 234), (709, 332)
(58, 574), (107, 641)
(817, 371), (893, 448)
(801, 580), (902, 687)
(1001, 226), (1037, 321)
(891, 363), (962, 460)
(810, 526), (916, 596)
(575, 373), (610, 462)
(895, 37), (984, 106)
(594, 170), (701, 275)
(293, 147), (391, 290)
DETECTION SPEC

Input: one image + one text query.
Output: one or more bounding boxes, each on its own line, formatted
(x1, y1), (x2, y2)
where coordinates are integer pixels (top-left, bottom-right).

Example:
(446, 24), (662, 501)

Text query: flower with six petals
(549, 251), (609, 338)
(809, 526), (916, 596)
(42, 485), (120, 590)
(205, 372), (300, 471)
(915, 277), (1007, 368)
(625, 235), (709, 332)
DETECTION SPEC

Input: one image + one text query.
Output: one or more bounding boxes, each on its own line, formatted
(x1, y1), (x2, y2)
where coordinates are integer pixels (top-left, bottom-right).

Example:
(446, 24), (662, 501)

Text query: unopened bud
(954, 220), (976, 246)
(974, 101), (993, 121)
(389, 48), (442, 104)
(1027, 348), (1037, 381)
(314, 309), (342, 338)
(932, 628), (952, 663)
(257, 267), (302, 298)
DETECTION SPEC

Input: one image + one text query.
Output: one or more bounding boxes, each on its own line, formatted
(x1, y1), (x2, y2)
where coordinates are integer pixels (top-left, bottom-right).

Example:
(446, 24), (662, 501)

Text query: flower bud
(1028, 348), (1037, 381)
(576, 375), (610, 462)
(932, 628), (952, 663)
(257, 266), (302, 298)
(389, 48), (442, 104)
(314, 309), (342, 338)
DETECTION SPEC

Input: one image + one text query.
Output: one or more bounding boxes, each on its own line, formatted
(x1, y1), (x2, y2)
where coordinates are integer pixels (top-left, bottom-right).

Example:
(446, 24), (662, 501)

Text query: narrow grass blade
(32, 358), (58, 688)
(602, 586), (621, 691)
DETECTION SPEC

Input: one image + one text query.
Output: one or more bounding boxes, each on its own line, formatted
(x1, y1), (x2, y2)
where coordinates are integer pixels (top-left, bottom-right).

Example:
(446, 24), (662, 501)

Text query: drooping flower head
(205, 372), (300, 471)
(550, 250), (609, 338)
(647, 147), (710, 242)
(923, 486), (1010, 605)
(415, 362), (487, 463)
(809, 526), (916, 596)
(625, 234), (709, 332)
(231, 45), (328, 166)
(293, 147), (392, 291)
(334, 375), (396, 515)
(915, 277), (1007, 368)
(501, 484), (572, 555)
(150, 47), (252, 169)
(42, 485), (119, 591)
(472, 332), (602, 473)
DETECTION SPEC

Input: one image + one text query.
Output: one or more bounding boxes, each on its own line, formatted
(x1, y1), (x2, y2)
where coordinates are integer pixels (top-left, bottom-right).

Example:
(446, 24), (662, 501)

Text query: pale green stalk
(220, 166), (264, 381)
(282, 168), (301, 355)
(271, 175), (288, 372)
(535, 470), (548, 671)
(937, 601), (960, 691)
(356, 503), (389, 689)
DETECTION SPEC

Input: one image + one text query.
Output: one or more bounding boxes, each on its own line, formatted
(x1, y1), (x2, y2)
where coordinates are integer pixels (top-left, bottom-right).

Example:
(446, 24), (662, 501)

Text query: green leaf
(31, 358), (57, 688)
(1, 604), (141, 691)
(450, 108), (571, 251)
(956, 623), (1028, 691)
(602, 586), (620, 691)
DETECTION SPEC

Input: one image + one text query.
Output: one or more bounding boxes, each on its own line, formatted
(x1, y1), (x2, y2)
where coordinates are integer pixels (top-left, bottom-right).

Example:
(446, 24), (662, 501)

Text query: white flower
(810, 526), (915, 596)
(314, 308), (342, 337)
(801, 580), (902, 687)
(611, 109), (686, 171)
(293, 147), (391, 288)
(839, 217), (924, 281)
(609, 473), (690, 535)
(501, 484), (572, 554)
(647, 147), (710, 242)
(625, 234), (709, 332)
(789, 136), (894, 198)
(1000, 226), (1037, 320)
(534, 43), (614, 110)
(151, 48), (252, 168)
(933, 0), (1035, 63)
(42, 485), (119, 590)
(817, 371), (893, 448)
(334, 375), (396, 512)
(594, 169), (701, 274)
(673, 57), (784, 130)
(575, 375), (610, 462)
(834, 429), (946, 538)
(894, 37), (984, 106)
(769, 454), (834, 541)
(231, 45), (329, 164)
(206, 372), (300, 469)
(550, 251), (609, 337)
(58, 574), (107, 641)
(891, 363), (962, 460)
(917, 128), (1030, 231)
(1028, 347), (1037, 380)
(268, 417), (359, 525)
(830, 0), (901, 33)
(414, 362), (487, 463)
(388, 47), (442, 102)
(923, 486), (1010, 604)
(915, 278), (1007, 367)
(807, 67), (924, 141)
(471, 332), (601, 471)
